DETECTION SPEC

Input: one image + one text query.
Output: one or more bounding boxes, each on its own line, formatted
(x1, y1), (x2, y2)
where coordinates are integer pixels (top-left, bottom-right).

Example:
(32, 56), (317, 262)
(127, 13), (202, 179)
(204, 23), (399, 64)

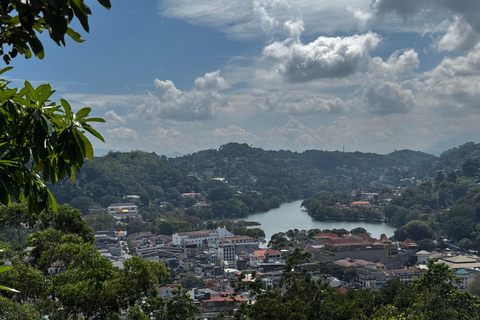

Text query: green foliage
(0, 73), (105, 213)
(236, 258), (480, 320)
(0, 0), (111, 64)
(394, 220), (434, 241)
(178, 273), (206, 289)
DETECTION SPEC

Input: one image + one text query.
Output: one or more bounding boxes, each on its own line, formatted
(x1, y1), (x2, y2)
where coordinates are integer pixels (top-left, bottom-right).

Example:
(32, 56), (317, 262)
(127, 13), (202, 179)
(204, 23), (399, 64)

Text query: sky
(7, 0), (480, 156)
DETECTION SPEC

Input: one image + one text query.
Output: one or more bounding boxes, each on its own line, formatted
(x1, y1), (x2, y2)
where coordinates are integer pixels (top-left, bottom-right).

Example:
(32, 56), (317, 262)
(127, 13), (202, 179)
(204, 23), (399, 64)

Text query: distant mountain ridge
(50, 142), (480, 212)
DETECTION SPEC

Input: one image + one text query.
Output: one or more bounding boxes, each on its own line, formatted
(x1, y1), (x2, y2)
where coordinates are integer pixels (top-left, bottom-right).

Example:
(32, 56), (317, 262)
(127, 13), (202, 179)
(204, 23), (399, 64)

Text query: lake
(234, 200), (396, 243)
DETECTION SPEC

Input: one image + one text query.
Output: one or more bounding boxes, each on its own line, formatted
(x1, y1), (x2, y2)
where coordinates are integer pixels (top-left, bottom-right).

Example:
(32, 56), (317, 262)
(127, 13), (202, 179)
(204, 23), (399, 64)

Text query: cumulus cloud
(263, 29), (381, 82)
(104, 110), (126, 126)
(134, 70), (229, 121)
(257, 92), (346, 115)
(416, 44), (480, 113)
(362, 80), (416, 114)
(369, 49), (419, 74)
(357, 49), (419, 115)
(437, 15), (480, 52)
(105, 127), (138, 141)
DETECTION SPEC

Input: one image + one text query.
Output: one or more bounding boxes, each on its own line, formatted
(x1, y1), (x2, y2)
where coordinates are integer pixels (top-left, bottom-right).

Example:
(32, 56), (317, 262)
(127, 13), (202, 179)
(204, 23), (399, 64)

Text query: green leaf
(97, 0), (112, 9)
(0, 284), (20, 293)
(61, 99), (72, 119)
(0, 266), (13, 273)
(74, 107), (91, 120)
(66, 27), (85, 43)
(83, 126), (105, 143)
(0, 66), (13, 76)
(47, 189), (58, 212)
(28, 36), (45, 59)
(36, 83), (53, 106)
(83, 117), (106, 123)
(80, 132), (94, 161)
(70, 0), (91, 32)
(40, 114), (55, 137)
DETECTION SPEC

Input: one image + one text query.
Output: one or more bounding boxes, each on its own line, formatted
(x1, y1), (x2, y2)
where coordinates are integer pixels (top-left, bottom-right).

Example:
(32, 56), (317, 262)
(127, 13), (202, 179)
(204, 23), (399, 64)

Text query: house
(250, 248), (284, 266)
(200, 292), (246, 314)
(350, 201), (371, 207)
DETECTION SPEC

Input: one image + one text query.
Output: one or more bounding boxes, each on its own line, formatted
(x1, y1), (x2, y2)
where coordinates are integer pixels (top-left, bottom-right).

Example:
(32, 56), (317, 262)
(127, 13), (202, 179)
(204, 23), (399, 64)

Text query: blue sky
(7, 0), (480, 156)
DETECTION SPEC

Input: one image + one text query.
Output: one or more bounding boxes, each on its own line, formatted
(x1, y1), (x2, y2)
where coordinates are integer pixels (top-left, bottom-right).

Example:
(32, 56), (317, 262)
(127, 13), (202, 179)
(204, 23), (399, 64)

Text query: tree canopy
(0, 0), (111, 214)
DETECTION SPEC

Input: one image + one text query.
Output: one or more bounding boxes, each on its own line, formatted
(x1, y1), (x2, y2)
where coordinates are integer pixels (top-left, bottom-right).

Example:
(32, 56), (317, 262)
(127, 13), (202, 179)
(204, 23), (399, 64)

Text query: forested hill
(169, 142), (436, 188)
(47, 142), (480, 215)
(48, 151), (202, 211)
(439, 141), (480, 169)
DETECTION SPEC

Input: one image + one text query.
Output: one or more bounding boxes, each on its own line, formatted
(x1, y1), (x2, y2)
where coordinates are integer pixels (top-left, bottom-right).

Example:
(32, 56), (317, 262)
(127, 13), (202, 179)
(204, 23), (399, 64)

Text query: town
(89, 201), (480, 318)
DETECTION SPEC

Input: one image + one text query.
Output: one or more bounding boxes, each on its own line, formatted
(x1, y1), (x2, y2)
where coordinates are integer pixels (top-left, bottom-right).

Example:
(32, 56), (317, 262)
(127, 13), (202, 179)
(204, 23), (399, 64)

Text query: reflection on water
(234, 200), (396, 243)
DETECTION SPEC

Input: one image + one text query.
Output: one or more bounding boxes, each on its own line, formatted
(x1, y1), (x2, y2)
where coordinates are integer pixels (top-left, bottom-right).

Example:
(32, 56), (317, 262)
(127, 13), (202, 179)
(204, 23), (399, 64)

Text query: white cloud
(104, 110), (127, 126)
(134, 71), (229, 121)
(61, 93), (144, 110)
(105, 127), (138, 141)
(263, 30), (381, 82)
(258, 92), (346, 115)
(437, 15), (480, 52)
(194, 70), (229, 91)
(350, 8), (373, 30)
(159, 0), (370, 40)
(369, 49), (419, 74)
(416, 44), (480, 114)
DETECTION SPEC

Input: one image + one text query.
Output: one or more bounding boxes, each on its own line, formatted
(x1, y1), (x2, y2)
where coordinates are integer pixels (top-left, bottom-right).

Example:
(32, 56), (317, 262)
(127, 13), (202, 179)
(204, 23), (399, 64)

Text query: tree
(0, 0), (111, 64)
(0, 0), (111, 214)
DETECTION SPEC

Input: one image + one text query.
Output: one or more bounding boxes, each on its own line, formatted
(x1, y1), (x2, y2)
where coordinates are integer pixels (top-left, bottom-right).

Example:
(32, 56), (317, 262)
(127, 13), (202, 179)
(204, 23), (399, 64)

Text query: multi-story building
(172, 228), (232, 246)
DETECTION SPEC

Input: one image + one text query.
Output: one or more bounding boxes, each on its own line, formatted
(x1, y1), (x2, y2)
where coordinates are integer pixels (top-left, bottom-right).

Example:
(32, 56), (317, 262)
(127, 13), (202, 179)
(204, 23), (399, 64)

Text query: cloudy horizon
(7, 0), (480, 156)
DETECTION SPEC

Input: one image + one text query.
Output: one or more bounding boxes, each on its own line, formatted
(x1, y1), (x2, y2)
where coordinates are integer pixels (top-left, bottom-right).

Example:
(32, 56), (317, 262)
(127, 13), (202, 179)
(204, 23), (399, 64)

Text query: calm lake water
(234, 200), (396, 243)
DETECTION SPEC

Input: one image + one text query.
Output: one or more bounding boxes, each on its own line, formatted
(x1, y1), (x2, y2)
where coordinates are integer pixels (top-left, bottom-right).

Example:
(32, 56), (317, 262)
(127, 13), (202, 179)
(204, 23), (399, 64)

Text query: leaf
(83, 126), (105, 143)
(70, 0), (90, 32)
(97, 0), (112, 9)
(80, 132), (94, 161)
(0, 66), (13, 76)
(34, 160), (45, 174)
(66, 27), (85, 43)
(36, 83), (53, 106)
(83, 117), (106, 123)
(47, 189), (58, 212)
(28, 36), (45, 59)
(61, 99), (72, 119)
(74, 107), (91, 120)
(0, 284), (20, 293)
(40, 114), (55, 136)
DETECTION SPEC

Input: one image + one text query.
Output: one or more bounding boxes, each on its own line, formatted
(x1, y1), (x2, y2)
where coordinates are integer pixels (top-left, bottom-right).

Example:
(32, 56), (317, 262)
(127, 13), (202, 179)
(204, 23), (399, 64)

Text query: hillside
(47, 142), (480, 219)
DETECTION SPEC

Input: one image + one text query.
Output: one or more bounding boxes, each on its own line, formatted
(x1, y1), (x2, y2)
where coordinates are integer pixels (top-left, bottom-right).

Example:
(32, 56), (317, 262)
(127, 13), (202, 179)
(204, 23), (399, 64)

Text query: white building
(107, 203), (140, 220)
(172, 228), (232, 246)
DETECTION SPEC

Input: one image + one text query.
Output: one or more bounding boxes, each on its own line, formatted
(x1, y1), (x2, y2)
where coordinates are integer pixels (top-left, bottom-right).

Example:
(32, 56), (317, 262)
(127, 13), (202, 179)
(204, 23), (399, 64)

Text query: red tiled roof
(338, 287), (348, 294)
(312, 233), (341, 240)
(351, 201), (370, 205)
(252, 248), (282, 259)
(400, 238), (418, 247)
(324, 238), (366, 247)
